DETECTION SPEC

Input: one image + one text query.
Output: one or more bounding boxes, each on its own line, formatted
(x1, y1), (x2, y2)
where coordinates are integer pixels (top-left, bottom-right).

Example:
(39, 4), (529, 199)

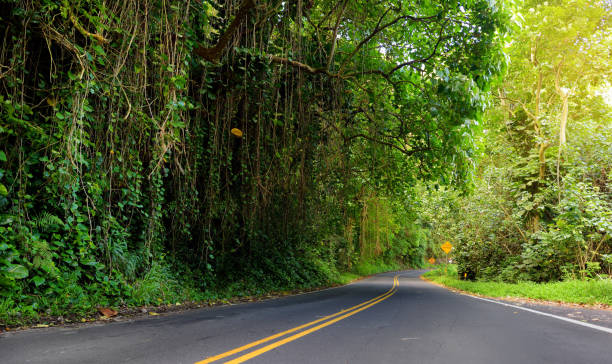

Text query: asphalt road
(1, 270), (611, 363)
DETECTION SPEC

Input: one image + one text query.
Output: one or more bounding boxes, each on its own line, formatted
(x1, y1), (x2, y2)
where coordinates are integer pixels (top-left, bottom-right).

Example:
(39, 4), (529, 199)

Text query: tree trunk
(529, 41), (546, 233)
(555, 61), (569, 147)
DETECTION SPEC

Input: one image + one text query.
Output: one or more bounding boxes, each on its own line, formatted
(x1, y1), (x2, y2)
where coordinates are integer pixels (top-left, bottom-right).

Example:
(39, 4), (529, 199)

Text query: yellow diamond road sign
(441, 241), (453, 254)
(428, 257), (436, 264)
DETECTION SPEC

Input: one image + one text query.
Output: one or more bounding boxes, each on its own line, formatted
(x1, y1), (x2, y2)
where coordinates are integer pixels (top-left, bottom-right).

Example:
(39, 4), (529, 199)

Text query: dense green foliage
(420, 0), (612, 283)
(0, 0), (508, 323)
(424, 265), (612, 306)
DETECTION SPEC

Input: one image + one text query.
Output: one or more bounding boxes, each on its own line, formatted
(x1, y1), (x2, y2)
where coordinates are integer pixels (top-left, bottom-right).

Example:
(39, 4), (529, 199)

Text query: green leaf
(33, 276), (46, 287)
(0, 183), (7, 196)
(0, 151), (6, 162)
(6, 264), (28, 279)
(92, 44), (106, 56)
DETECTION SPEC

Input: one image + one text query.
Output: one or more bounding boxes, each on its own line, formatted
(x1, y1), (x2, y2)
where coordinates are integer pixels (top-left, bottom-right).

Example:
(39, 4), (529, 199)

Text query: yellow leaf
(149, 312), (159, 316)
(231, 128), (243, 138)
(46, 96), (57, 107)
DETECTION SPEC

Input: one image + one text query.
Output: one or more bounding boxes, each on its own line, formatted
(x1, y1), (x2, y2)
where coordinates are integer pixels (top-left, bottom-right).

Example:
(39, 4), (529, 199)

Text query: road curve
(1, 270), (610, 363)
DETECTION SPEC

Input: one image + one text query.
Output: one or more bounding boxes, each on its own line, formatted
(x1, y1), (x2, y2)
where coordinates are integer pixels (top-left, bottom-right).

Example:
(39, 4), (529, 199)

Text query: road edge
(1, 269), (405, 333)
(419, 275), (612, 312)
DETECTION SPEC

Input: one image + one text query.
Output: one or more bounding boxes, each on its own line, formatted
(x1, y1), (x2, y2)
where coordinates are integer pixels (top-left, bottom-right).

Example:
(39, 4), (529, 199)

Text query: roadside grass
(352, 260), (402, 277)
(336, 272), (361, 284)
(0, 259), (406, 328)
(423, 265), (612, 306)
(334, 260), (403, 285)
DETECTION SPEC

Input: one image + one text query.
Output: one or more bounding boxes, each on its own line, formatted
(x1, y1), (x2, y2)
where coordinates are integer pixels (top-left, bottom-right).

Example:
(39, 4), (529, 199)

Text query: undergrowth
(1, 258), (404, 326)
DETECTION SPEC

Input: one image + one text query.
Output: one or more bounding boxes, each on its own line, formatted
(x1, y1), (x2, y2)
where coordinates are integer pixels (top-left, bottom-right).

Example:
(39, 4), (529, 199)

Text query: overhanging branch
(194, 0), (256, 62)
(268, 55), (342, 77)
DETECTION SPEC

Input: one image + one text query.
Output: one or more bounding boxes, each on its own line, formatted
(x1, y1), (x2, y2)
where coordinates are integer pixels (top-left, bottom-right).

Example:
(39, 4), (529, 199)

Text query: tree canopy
(419, 0), (612, 282)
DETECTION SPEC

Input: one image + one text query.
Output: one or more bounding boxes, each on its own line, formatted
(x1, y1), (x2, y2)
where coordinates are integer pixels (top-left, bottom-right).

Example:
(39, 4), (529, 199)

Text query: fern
(33, 213), (63, 233)
(31, 240), (58, 277)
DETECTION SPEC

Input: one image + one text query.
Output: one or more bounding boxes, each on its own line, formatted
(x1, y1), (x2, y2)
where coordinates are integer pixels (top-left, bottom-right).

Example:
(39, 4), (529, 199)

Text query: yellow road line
(195, 275), (399, 364)
(225, 285), (398, 363)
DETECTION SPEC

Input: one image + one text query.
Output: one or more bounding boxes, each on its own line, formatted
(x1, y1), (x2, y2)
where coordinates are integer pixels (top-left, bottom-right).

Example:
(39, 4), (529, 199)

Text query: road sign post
(441, 241), (452, 275)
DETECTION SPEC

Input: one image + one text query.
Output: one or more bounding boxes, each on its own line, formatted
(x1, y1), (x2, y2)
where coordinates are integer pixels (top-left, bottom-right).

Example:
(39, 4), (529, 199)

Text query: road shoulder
(1, 270), (395, 334)
(420, 275), (612, 330)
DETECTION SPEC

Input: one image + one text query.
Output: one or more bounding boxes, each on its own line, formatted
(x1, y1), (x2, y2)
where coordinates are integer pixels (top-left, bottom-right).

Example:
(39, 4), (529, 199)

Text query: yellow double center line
(196, 275), (400, 364)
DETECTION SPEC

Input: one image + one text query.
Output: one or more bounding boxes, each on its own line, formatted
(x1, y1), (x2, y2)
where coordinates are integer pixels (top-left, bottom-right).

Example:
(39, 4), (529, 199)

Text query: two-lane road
(1, 270), (610, 363)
